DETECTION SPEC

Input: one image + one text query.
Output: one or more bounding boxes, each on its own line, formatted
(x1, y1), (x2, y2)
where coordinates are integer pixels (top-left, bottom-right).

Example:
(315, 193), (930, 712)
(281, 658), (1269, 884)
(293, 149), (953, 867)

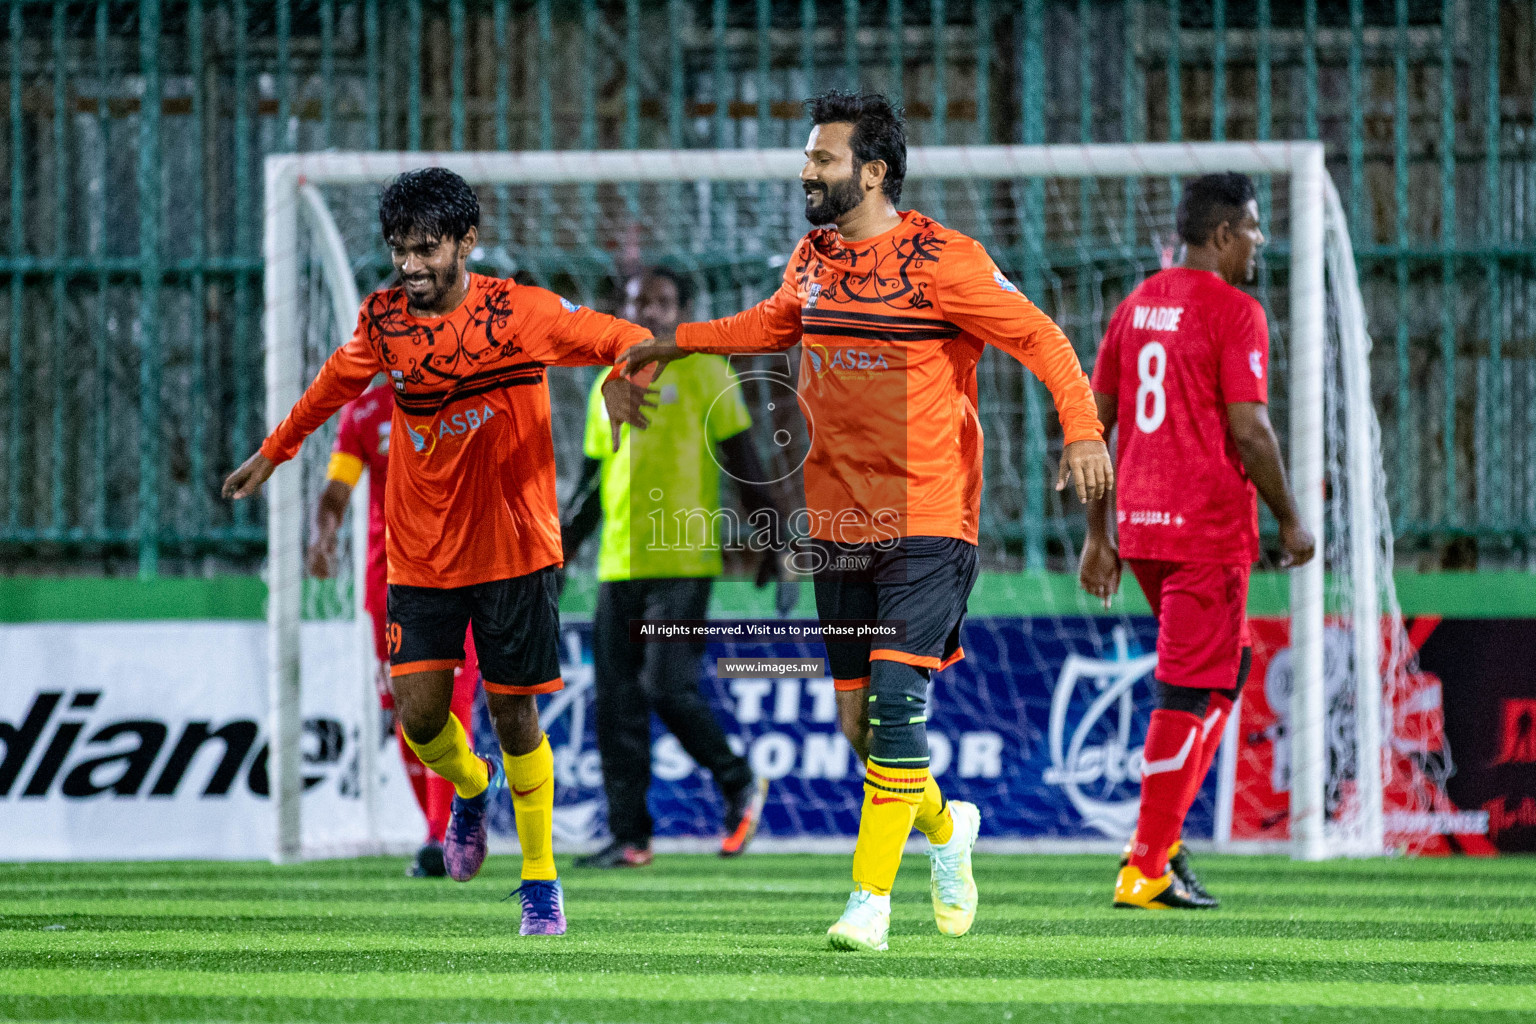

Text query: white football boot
(826, 889), (891, 952)
(927, 800), (981, 936)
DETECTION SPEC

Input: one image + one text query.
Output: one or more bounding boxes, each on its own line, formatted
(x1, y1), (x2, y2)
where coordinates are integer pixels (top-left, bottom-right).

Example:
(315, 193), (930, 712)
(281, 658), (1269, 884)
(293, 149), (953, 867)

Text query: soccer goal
(263, 142), (1406, 863)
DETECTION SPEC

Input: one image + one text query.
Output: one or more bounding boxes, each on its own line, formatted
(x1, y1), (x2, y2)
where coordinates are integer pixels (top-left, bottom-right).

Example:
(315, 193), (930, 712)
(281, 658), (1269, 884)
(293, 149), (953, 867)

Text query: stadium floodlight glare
(265, 142), (1394, 864)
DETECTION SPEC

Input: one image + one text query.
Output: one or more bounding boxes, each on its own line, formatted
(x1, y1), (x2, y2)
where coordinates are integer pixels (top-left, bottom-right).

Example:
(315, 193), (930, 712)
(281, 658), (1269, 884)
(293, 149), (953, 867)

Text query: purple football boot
(443, 756), (502, 882)
(517, 879), (567, 935)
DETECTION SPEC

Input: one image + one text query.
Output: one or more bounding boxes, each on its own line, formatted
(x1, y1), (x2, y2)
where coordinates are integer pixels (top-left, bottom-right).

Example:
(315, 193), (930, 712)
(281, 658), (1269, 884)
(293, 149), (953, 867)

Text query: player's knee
(392, 675), (452, 744)
(398, 702), (450, 746)
(867, 660), (929, 766)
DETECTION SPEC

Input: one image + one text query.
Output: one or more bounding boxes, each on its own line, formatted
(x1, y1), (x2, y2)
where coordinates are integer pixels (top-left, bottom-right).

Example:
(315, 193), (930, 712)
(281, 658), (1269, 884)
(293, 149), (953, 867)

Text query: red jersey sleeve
(1218, 294), (1270, 405)
(260, 310), (381, 465)
(1090, 304), (1126, 397)
(937, 238), (1103, 445)
(515, 286), (652, 367)
(675, 248), (803, 354)
(332, 400), (364, 459)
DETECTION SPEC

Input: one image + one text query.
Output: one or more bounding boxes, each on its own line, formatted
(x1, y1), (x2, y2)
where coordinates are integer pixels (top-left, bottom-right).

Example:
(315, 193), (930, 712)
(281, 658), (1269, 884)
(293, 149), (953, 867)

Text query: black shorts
(809, 536), (980, 690)
(387, 568), (563, 695)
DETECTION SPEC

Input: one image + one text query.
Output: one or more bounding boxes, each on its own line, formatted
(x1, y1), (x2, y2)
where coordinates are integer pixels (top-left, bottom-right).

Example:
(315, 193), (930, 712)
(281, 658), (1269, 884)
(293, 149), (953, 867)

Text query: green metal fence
(3, 0), (1534, 575)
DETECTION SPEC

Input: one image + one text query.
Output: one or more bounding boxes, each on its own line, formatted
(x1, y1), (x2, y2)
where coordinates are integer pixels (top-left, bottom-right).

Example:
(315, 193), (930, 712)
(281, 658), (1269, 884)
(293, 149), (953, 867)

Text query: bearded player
(306, 382), (478, 878)
(1078, 172), (1315, 909)
(224, 168), (652, 934)
(620, 91), (1112, 952)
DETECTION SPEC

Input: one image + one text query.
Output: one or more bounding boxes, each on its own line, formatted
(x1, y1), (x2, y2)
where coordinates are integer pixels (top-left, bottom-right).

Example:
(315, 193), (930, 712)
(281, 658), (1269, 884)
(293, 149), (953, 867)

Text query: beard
(403, 265), (457, 312)
(803, 174), (864, 226)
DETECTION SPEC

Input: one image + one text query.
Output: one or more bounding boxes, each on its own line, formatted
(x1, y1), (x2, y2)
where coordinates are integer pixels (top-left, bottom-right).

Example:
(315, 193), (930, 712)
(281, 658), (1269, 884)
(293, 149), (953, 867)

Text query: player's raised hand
(1278, 517), (1316, 568)
(222, 452), (276, 500)
(1078, 536), (1122, 609)
(1055, 438), (1114, 503)
(601, 374), (658, 452)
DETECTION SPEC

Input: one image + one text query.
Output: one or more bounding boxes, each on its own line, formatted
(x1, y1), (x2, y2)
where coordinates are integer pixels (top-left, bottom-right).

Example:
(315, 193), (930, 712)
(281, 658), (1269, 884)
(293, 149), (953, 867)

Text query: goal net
(264, 143), (1431, 862)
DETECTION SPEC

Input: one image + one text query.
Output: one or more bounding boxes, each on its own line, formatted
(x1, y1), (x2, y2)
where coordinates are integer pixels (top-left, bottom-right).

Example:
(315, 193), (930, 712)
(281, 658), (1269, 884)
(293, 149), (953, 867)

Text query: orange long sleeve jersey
(676, 211), (1101, 544)
(261, 274), (651, 588)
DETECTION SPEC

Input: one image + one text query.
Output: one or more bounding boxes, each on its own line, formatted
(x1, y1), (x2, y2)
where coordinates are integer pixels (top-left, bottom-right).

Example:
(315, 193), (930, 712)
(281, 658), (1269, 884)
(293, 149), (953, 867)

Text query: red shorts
(365, 562), (390, 663)
(368, 601), (479, 716)
(1128, 559), (1251, 690)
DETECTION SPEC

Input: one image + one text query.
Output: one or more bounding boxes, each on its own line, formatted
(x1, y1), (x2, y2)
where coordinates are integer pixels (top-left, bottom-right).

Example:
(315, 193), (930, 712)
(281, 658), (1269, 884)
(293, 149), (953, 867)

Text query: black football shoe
(720, 776), (768, 857)
(573, 840), (653, 868)
(407, 842), (447, 878)
(1117, 839), (1218, 908)
(1168, 843), (1219, 907)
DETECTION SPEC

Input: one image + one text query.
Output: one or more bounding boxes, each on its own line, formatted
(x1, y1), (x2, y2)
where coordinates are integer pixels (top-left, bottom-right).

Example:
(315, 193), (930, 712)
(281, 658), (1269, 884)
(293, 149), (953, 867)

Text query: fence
(3, 0), (1534, 575)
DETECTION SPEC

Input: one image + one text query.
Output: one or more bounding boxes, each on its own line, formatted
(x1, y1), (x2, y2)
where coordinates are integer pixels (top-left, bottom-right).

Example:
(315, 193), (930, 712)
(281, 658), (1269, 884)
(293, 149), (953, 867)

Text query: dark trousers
(593, 577), (752, 845)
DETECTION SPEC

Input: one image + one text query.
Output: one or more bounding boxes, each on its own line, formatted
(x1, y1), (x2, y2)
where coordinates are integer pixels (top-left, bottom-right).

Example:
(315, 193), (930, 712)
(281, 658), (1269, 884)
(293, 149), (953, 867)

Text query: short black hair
(1176, 172), (1257, 246)
(805, 90), (908, 204)
(642, 265), (695, 311)
(378, 167), (480, 243)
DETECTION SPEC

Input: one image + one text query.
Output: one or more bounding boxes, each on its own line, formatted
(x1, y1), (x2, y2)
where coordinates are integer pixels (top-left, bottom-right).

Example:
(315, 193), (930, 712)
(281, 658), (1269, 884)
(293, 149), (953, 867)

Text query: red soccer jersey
(1091, 267), (1269, 565)
(262, 274), (650, 588)
(328, 384), (393, 598)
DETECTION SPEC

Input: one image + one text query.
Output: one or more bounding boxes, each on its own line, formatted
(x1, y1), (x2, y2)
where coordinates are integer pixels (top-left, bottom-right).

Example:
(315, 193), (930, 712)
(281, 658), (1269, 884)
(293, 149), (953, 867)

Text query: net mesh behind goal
(272, 145), (1447, 860)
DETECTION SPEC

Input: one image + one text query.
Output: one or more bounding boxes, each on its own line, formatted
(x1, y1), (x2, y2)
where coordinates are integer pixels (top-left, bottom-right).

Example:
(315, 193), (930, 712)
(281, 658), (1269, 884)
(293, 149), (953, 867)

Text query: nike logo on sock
(870, 796), (907, 806)
(512, 780), (547, 797)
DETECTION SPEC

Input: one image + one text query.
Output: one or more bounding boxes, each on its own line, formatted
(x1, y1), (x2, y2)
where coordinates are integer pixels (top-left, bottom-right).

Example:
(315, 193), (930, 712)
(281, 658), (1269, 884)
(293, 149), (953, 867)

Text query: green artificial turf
(2, 853), (1534, 1023)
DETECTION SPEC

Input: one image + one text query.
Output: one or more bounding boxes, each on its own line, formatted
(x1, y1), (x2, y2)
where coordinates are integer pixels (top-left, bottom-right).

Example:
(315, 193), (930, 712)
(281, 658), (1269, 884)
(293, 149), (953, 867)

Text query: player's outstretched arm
(618, 338), (687, 382)
(222, 451), (277, 500)
(226, 313), (382, 499)
(1077, 393), (1121, 607)
(651, 254), (804, 369)
(1227, 401), (1315, 567)
(938, 241), (1112, 501)
(522, 287), (653, 369)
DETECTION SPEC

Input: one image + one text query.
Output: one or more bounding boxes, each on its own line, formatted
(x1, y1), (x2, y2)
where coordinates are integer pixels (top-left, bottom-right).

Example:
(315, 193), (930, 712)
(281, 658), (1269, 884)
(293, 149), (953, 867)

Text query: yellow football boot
(1113, 864), (1209, 910)
(1118, 838), (1218, 908)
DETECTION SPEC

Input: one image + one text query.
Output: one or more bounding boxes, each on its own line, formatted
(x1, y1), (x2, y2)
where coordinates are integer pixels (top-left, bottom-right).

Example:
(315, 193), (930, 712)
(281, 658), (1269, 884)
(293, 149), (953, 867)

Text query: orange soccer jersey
(676, 211), (1100, 543)
(261, 274), (650, 588)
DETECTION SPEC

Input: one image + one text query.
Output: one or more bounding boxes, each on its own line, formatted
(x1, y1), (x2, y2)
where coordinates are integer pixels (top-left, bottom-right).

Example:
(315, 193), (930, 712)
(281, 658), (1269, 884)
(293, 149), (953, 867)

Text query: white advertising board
(0, 621), (423, 860)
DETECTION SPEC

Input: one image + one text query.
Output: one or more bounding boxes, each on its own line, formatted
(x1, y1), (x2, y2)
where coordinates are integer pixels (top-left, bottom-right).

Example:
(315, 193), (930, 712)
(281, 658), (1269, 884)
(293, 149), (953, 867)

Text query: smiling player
(620, 91), (1111, 952)
(224, 168), (653, 935)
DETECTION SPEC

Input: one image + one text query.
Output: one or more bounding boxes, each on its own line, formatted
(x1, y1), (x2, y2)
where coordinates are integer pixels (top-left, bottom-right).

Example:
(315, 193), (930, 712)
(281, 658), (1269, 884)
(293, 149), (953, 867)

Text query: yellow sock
(404, 714), (487, 799)
(913, 774), (954, 846)
(852, 763), (928, 896)
(503, 734), (556, 881)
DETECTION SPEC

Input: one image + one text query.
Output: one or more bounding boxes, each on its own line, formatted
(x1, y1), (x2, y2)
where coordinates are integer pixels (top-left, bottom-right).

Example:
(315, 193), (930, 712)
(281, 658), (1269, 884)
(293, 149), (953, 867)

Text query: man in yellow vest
(563, 267), (789, 866)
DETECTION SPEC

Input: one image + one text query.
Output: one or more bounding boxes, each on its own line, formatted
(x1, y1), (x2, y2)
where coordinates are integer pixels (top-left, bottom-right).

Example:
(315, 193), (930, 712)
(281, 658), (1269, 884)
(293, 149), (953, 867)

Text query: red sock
(395, 723), (441, 841)
(423, 770), (454, 844)
(1178, 690), (1234, 820)
(1130, 709), (1203, 878)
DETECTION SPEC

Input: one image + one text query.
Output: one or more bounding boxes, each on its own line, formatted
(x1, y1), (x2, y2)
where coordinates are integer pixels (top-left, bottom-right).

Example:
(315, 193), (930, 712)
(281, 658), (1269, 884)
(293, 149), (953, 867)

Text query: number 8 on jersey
(1135, 341), (1167, 434)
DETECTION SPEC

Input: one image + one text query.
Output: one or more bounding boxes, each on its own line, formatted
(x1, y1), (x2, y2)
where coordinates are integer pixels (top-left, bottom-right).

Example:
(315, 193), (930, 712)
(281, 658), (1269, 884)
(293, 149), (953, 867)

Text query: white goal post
(263, 142), (1382, 864)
